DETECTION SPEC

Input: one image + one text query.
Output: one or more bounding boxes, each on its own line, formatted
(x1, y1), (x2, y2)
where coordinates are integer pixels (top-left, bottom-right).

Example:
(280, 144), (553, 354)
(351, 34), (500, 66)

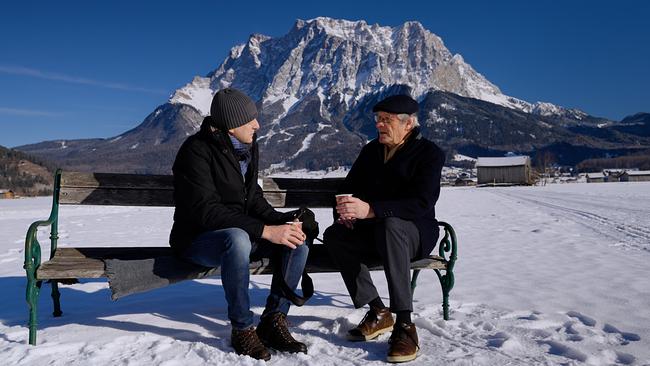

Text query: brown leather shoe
(387, 322), (419, 363)
(347, 307), (394, 341)
(231, 326), (271, 361)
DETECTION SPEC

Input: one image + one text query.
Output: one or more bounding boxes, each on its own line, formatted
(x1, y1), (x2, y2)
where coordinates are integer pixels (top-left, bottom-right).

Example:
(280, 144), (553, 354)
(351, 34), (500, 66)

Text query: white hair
(397, 113), (420, 127)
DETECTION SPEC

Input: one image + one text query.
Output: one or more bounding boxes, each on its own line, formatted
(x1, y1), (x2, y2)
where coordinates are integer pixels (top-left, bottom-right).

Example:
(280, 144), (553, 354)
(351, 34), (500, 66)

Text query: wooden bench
(24, 169), (458, 345)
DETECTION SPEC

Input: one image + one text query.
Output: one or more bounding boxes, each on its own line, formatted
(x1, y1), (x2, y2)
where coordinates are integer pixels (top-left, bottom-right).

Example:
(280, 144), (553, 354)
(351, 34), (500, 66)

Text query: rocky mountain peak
(189, 17), (521, 117)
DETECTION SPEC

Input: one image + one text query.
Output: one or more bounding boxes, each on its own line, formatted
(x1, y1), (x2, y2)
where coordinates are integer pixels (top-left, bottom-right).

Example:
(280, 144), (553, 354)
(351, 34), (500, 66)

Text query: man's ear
(406, 117), (414, 131)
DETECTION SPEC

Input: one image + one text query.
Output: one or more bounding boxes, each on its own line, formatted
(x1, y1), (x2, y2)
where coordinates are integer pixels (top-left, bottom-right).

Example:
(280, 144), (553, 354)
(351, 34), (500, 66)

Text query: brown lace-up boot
(256, 312), (308, 354)
(231, 326), (271, 361)
(387, 322), (419, 363)
(347, 307), (395, 341)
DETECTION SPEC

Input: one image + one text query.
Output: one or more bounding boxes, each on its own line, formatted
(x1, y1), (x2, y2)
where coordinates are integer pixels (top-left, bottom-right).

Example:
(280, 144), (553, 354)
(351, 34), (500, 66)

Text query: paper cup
(335, 193), (353, 203)
(286, 221), (303, 229)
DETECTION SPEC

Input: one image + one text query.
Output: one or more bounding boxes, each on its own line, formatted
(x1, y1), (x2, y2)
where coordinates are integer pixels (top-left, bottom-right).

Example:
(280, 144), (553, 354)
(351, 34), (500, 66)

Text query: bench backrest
(57, 171), (344, 208)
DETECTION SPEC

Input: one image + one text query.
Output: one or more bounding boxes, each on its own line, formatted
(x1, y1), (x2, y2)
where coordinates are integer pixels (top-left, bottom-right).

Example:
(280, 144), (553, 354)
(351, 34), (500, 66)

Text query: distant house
(454, 177), (476, 186)
(586, 172), (606, 183)
(0, 189), (16, 199)
(476, 156), (532, 185)
(620, 170), (650, 182)
(604, 169), (626, 182)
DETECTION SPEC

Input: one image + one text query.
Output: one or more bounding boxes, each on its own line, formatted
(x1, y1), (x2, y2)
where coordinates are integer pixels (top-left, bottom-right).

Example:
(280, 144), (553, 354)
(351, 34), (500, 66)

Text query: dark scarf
(228, 135), (252, 177)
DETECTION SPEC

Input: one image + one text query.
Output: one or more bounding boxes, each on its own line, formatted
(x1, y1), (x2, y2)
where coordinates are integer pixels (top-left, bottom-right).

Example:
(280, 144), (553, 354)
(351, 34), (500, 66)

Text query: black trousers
(323, 217), (421, 312)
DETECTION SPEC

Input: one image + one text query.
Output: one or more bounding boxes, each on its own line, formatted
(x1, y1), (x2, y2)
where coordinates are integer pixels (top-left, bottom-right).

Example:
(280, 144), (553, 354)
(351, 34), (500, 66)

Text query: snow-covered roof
(625, 170), (650, 176)
(476, 156), (530, 167)
(453, 154), (477, 162)
(586, 172), (605, 179)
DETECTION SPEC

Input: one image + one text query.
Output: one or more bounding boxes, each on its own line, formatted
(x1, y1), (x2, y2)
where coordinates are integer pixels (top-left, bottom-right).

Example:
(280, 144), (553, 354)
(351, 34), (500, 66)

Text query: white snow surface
(1, 183), (649, 365)
(476, 156), (530, 167)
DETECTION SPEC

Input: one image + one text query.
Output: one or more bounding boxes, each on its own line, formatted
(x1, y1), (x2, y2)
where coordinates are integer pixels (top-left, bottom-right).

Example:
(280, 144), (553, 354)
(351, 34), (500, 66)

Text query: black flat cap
(372, 94), (419, 115)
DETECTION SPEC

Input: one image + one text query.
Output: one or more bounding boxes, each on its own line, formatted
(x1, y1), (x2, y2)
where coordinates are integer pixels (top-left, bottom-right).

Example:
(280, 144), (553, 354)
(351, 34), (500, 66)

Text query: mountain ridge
(15, 17), (648, 174)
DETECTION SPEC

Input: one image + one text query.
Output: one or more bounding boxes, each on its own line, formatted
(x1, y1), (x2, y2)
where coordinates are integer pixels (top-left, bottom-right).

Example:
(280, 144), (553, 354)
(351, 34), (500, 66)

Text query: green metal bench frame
(24, 169), (458, 345)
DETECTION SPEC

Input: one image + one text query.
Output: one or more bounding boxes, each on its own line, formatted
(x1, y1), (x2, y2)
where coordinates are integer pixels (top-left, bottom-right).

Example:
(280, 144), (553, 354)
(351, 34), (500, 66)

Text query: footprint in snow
(517, 313), (539, 321)
(484, 331), (510, 348)
(536, 339), (588, 362)
(566, 310), (596, 327)
(615, 351), (636, 365)
(558, 321), (584, 342)
(603, 323), (641, 344)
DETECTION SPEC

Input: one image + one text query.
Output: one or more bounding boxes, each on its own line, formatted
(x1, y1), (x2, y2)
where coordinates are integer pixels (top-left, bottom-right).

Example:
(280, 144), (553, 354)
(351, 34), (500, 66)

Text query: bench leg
(434, 269), (455, 320)
(26, 278), (42, 345)
(410, 269), (421, 294)
(51, 281), (62, 317)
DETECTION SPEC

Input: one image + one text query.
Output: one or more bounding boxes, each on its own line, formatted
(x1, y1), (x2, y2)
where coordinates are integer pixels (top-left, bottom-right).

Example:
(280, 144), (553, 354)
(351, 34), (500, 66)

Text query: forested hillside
(0, 145), (55, 196)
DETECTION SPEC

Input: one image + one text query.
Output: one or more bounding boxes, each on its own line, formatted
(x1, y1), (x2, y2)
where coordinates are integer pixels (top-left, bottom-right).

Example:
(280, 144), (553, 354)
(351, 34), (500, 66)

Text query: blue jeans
(180, 228), (309, 330)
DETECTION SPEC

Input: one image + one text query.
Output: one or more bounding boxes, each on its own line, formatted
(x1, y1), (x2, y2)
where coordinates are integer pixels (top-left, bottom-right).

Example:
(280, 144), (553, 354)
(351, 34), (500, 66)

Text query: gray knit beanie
(209, 88), (258, 130)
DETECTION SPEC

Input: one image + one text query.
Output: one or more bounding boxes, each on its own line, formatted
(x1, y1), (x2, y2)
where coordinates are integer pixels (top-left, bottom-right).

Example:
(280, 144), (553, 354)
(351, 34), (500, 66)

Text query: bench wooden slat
(38, 258), (105, 279)
(61, 188), (338, 208)
(263, 191), (336, 207)
(59, 173), (340, 207)
(60, 187), (175, 206)
(262, 177), (344, 191)
(61, 172), (173, 189)
(304, 259), (446, 273)
(49, 247), (174, 259)
(61, 173), (345, 191)
(36, 246), (447, 280)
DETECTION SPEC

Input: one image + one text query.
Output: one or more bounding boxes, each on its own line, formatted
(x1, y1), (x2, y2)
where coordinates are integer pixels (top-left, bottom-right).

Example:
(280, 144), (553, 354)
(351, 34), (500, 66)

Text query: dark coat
(338, 128), (445, 258)
(169, 118), (289, 254)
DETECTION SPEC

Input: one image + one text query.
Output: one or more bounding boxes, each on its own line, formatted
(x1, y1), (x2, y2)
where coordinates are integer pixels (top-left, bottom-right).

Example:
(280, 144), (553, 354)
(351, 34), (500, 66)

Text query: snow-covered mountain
(171, 17), (571, 120)
(18, 17), (648, 174)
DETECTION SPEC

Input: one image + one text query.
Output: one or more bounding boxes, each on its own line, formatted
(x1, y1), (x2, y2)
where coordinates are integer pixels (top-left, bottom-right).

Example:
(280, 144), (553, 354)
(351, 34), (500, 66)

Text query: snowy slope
(1, 183), (649, 365)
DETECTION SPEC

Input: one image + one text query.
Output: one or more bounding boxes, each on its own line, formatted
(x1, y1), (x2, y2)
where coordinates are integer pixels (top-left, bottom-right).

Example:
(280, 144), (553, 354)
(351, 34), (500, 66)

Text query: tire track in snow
(490, 190), (650, 252)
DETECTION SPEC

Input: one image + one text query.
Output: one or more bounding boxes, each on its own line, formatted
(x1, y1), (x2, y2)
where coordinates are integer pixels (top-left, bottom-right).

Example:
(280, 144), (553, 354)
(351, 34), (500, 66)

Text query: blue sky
(1, 0), (648, 147)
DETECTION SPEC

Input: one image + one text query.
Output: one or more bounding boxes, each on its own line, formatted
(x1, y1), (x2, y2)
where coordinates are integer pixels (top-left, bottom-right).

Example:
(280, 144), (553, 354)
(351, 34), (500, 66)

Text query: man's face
(375, 111), (413, 148)
(229, 119), (260, 144)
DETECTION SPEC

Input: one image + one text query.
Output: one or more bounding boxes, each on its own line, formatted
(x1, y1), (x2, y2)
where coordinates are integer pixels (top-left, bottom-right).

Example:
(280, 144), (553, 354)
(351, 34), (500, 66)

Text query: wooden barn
(476, 156), (532, 185)
(586, 172), (606, 183)
(620, 170), (650, 182)
(604, 169), (625, 182)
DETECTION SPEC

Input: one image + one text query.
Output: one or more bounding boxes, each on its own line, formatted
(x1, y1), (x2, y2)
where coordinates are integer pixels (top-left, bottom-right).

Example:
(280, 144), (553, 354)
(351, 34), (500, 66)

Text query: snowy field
(1, 182), (649, 365)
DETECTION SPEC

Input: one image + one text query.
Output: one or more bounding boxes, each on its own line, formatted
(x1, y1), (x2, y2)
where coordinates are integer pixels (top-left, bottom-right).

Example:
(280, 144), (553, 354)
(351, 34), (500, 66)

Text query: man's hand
(336, 217), (357, 229)
(336, 196), (375, 220)
(262, 224), (306, 249)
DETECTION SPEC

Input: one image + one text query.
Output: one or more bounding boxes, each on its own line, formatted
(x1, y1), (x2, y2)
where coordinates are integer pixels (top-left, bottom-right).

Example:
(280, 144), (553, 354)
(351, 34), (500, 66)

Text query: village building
(603, 169), (626, 182)
(476, 156), (532, 185)
(586, 172), (606, 183)
(620, 170), (650, 182)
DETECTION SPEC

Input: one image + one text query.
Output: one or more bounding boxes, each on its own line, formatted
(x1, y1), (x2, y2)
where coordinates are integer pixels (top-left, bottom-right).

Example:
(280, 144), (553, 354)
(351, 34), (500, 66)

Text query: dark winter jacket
(169, 118), (289, 254)
(338, 128), (445, 258)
